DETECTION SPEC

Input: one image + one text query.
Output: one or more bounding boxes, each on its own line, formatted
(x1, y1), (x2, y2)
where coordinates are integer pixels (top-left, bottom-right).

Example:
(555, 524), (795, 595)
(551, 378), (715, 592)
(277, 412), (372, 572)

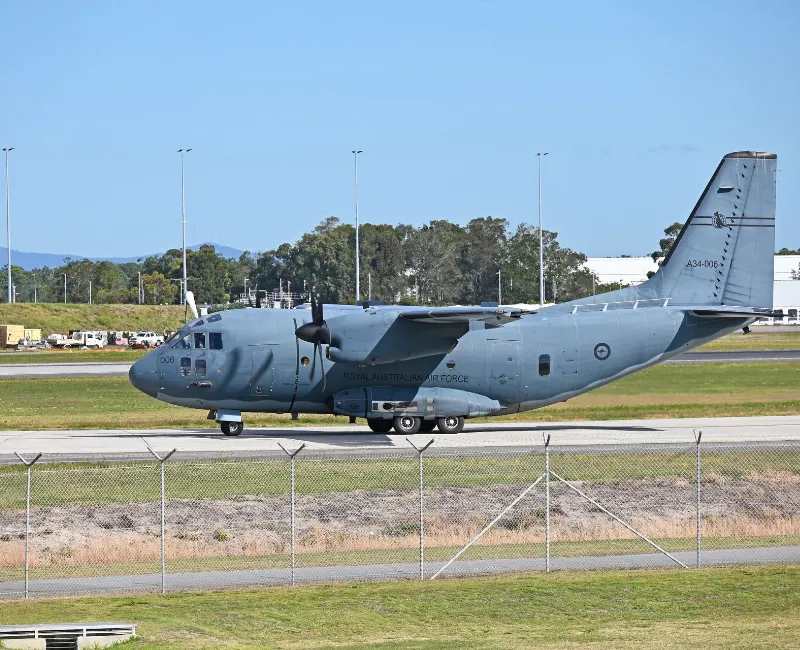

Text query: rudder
(653, 151), (776, 308)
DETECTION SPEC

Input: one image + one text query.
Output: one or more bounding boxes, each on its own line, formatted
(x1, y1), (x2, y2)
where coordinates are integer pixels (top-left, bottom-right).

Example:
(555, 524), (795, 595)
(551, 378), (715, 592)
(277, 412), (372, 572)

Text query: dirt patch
(1, 474), (798, 568)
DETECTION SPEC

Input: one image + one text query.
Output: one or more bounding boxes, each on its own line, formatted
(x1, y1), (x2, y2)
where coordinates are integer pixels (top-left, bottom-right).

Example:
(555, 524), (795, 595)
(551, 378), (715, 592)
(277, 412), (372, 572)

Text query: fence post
(145, 446), (177, 594)
(694, 429), (702, 569)
(14, 452), (42, 600)
(278, 443), (305, 586)
(543, 434), (551, 572)
(407, 438), (434, 579)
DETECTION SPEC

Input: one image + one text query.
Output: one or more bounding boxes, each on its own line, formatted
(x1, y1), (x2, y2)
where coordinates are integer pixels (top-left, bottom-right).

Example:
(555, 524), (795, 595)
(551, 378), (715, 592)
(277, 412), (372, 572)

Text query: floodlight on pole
(537, 152), (549, 307)
(3, 147), (14, 304)
(352, 150), (362, 303)
(177, 149), (192, 306)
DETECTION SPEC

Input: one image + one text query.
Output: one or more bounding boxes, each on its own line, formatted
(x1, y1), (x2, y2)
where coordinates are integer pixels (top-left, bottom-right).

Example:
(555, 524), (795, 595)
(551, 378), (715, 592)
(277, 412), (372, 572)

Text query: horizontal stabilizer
(689, 306), (783, 319)
(399, 306), (535, 325)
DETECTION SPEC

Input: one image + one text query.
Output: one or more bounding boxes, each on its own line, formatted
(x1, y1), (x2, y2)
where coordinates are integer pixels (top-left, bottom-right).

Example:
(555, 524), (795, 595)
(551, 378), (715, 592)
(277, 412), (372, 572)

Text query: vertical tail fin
(649, 151), (776, 308)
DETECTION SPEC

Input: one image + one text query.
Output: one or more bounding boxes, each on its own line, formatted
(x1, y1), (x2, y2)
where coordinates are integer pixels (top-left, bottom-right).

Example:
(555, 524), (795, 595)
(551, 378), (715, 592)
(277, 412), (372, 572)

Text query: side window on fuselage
(195, 358), (207, 377)
(538, 354), (551, 376)
(180, 357), (191, 376)
(194, 333), (206, 349)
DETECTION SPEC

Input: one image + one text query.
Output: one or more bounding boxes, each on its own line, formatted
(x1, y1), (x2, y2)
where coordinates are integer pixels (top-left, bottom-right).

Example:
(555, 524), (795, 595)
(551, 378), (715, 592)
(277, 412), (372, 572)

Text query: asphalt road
(0, 362), (131, 378)
(1, 546), (797, 598)
(0, 415), (798, 463)
(1, 349), (798, 379)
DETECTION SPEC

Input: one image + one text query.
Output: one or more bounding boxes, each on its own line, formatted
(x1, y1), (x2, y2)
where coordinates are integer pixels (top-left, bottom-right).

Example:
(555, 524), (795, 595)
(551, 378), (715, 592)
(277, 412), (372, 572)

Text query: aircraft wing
(687, 306), (783, 319)
(398, 306), (535, 325)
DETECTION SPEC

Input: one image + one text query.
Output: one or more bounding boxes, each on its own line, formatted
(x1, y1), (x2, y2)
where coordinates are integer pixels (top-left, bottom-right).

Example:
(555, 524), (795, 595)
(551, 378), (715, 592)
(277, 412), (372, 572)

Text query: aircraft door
(250, 346), (275, 396)
(489, 341), (520, 403)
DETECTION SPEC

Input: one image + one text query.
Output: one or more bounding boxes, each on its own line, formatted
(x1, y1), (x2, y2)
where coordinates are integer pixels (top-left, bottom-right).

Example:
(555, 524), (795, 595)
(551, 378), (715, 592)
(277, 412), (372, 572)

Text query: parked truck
(51, 331), (106, 349)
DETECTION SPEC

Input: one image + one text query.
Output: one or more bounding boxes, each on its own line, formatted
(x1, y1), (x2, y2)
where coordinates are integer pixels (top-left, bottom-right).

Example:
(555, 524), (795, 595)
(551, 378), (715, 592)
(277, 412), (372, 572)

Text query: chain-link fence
(0, 439), (798, 599)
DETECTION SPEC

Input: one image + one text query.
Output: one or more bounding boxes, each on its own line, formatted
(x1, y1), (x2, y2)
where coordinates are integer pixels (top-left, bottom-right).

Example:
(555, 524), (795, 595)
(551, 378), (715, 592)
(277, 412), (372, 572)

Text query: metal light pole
(3, 147), (14, 304)
(32, 272), (36, 303)
(352, 150), (362, 303)
(177, 149), (192, 305)
(244, 277), (248, 302)
(537, 152), (549, 307)
(63, 273), (67, 304)
(497, 269), (502, 305)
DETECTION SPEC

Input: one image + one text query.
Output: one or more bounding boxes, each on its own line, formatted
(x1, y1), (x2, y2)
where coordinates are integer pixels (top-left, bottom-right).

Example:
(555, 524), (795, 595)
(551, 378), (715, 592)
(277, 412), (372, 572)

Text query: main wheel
(393, 415), (421, 435)
(367, 418), (393, 433)
(436, 416), (465, 434)
(419, 420), (437, 433)
(221, 421), (244, 436)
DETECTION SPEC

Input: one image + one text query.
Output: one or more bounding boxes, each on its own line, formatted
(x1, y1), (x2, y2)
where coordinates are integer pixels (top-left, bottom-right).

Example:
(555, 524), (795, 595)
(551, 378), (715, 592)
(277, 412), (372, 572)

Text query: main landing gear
(221, 421), (244, 436)
(369, 415), (466, 435)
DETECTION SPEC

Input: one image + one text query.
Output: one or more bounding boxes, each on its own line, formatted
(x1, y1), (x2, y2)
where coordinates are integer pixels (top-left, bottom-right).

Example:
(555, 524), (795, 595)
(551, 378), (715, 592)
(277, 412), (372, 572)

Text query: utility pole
(32, 272), (36, 303)
(3, 147), (14, 304)
(537, 152), (549, 307)
(352, 150), (363, 303)
(177, 149), (192, 305)
(368, 272), (372, 301)
(63, 273), (67, 304)
(89, 280), (92, 305)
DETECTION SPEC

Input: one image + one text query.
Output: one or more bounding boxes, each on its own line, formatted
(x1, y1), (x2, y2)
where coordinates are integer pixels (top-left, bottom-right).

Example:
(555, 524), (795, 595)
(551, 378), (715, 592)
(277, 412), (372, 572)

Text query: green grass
(698, 329), (800, 351)
(2, 361), (799, 430)
(0, 303), (185, 336)
(1, 567), (798, 648)
(0, 348), (148, 364)
(2, 535), (796, 582)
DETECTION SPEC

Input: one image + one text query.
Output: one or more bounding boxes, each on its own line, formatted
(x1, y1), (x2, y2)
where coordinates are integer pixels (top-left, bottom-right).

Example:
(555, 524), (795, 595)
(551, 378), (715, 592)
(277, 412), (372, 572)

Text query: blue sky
(1, 0), (798, 258)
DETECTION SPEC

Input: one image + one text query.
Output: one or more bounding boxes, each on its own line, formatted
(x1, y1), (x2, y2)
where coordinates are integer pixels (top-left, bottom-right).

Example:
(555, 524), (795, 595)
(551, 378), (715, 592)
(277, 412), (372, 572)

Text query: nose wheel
(221, 421), (244, 436)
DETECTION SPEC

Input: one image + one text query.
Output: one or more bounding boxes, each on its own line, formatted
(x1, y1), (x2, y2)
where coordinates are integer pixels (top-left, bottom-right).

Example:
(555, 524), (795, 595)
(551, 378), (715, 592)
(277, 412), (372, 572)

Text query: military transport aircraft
(129, 151), (779, 436)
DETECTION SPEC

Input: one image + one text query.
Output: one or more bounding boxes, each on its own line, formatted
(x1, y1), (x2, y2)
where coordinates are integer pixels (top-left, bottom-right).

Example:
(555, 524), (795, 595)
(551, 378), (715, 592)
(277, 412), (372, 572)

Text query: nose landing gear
(221, 421), (244, 436)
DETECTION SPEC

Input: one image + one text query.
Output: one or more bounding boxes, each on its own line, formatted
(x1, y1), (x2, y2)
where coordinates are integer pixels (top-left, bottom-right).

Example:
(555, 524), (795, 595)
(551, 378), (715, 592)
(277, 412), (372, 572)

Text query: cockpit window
(207, 313), (222, 323)
(171, 332), (192, 349)
(209, 332), (223, 350)
(191, 319), (205, 328)
(194, 333), (206, 349)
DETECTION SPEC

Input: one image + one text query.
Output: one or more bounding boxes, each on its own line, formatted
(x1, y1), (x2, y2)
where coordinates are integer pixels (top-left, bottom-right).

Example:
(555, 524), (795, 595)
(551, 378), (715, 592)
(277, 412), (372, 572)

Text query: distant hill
(0, 243), (246, 270)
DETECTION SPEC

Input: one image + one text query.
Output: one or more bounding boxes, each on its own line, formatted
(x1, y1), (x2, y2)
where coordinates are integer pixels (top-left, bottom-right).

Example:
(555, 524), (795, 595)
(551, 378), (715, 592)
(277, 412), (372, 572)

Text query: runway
(0, 362), (131, 378)
(0, 349), (797, 378)
(1, 415), (798, 462)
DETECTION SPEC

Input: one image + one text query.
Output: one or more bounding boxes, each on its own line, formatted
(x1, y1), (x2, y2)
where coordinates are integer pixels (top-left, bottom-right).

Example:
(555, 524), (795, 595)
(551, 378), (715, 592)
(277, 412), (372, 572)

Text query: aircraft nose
(129, 353), (159, 397)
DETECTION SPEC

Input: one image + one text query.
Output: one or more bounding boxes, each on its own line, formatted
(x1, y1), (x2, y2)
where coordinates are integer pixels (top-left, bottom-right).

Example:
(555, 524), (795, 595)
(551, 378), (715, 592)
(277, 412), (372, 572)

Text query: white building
(584, 255), (800, 323)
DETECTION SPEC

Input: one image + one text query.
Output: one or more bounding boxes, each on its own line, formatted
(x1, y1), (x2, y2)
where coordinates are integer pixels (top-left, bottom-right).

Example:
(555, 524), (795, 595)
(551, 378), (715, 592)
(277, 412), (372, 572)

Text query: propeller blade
(185, 291), (199, 320)
(318, 341), (326, 392)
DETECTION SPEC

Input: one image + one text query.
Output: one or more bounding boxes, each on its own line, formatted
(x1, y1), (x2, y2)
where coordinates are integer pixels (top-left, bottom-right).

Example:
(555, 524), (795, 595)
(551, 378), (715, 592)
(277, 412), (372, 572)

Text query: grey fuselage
(130, 303), (749, 418)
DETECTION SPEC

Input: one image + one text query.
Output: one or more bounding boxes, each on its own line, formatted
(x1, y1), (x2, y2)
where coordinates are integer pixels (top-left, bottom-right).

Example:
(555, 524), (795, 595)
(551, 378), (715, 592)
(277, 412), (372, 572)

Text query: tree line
(2, 216), (612, 306)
